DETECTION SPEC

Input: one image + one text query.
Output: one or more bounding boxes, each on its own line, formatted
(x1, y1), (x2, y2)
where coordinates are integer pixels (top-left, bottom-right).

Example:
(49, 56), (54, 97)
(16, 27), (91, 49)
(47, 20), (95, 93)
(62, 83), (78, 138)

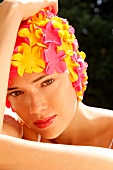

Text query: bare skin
(1, 134), (113, 170)
(1, 0), (113, 148)
(23, 102), (113, 149)
(2, 114), (23, 138)
(6, 71), (113, 149)
(0, 0), (58, 132)
(1, 1), (113, 170)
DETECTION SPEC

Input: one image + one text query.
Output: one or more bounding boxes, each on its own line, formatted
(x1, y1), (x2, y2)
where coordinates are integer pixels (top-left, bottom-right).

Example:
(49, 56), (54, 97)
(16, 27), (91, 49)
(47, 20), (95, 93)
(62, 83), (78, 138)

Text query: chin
(40, 130), (63, 140)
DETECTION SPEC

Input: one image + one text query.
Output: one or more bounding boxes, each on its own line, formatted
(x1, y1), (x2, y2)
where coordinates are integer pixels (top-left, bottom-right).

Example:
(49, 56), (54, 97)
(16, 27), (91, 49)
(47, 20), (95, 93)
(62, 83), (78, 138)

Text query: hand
(3, 0), (58, 20)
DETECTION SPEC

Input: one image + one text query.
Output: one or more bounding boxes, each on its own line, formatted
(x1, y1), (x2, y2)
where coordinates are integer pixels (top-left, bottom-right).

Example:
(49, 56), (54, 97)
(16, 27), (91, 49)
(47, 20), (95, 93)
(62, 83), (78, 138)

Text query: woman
(4, 4), (113, 149)
(0, 0), (58, 132)
(1, 1), (113, 170)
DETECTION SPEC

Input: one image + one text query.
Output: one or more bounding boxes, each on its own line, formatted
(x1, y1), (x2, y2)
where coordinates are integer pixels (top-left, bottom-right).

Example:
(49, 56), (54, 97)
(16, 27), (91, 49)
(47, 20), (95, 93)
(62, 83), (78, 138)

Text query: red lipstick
(33, 115), (56, 129)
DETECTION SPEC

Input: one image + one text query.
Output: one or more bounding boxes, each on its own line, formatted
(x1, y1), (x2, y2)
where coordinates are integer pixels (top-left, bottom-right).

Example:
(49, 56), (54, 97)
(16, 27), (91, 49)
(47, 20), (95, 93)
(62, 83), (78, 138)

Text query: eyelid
(8, 90), (23, 97)
(8, 90), (19, 94)
(41, 78), (54, 87)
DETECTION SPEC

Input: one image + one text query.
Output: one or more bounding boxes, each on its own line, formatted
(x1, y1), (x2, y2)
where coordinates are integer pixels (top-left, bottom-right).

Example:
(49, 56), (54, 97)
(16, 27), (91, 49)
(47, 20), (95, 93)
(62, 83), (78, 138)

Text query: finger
(51, 3), (58, 15)
(46, 4), (58, 15)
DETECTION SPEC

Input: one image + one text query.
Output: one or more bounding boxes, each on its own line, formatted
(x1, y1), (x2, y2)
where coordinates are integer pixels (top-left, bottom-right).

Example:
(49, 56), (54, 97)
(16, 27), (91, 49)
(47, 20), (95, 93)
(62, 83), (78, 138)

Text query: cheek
(8, 97), (28, 120)
(51, 80), (77, 114)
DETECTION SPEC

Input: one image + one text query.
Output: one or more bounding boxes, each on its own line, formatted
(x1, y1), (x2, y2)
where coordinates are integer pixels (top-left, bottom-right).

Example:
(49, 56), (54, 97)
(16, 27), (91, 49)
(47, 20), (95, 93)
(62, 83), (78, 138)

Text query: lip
(33, 115), (56, 129)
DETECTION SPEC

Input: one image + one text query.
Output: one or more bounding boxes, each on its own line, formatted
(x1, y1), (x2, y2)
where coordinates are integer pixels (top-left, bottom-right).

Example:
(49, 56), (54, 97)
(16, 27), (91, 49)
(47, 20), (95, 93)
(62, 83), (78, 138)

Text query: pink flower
(72, 54), (88, 93)
(68, 26), (75, 34)
(62, 19), (68, 24)
(73, 76), (82, 91)
(42, 21), (62, 45)
(43, 43), (66, 74)
(71, 53), (78, 62)
(76, 58), (85, 74)
(72, 39), (79, 51)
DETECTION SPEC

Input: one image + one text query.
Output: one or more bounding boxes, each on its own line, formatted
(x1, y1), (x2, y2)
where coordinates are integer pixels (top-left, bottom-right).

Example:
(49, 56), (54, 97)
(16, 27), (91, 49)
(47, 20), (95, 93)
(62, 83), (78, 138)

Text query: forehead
(9, 72), (69, 87)
(9, 72), (48, 86)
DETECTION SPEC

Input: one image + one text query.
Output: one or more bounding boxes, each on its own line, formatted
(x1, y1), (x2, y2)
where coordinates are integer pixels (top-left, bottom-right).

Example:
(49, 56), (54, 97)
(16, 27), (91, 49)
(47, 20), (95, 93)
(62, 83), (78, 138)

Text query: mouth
(33, 115), (57, 129)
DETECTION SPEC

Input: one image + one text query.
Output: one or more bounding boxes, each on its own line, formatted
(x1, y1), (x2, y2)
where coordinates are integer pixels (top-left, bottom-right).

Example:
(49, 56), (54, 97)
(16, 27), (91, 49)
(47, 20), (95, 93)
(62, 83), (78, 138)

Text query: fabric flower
(7, 9), (88, 110)
(57, 40), (73, 57)
(12, 43), (45, 76)
(42, 21), (62, 45)
(64, 55), (79, 82)
(18, 24), (46, 47)
(72, 39), (79, 51)
(78, 51), (86, 60)
(28, 12), (49, 27)
(68, 26), (75, 34)
(43, 43), (66, 74)
(52, 17), (75, 45)
(52, 16), (69, 31)
(72, 53), (88, 101)
(8, 65), (18, 86)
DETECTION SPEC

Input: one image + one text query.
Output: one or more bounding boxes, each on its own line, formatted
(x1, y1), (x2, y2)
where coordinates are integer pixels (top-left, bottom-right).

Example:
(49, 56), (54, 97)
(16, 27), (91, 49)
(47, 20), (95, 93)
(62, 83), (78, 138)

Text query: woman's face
(7, 72), (77, 139)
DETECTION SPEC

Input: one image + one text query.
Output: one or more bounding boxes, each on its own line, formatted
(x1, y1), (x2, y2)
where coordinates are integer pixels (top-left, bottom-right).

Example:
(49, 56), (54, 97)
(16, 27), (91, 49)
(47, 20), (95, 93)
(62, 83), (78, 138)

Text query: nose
(29, 92), (48, 115)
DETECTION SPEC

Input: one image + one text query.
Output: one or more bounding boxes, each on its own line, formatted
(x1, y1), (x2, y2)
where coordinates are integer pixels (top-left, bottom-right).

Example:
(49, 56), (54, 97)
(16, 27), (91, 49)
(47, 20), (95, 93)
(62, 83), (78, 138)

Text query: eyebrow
(7, 87), (19, 91)
(31, 74), (49, 83)
(7, 75), (49, 91)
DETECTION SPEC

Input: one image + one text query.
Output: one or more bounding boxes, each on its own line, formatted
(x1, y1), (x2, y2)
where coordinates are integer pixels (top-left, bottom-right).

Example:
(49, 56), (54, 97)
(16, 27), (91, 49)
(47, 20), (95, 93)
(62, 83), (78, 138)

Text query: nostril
(28, 92), (48, 114)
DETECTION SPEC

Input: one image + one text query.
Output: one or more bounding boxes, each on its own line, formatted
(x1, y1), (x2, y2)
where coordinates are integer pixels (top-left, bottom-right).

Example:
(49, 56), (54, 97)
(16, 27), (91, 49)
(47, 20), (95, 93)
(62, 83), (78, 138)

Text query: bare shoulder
(83, 103), (113, 146)
(81, 102), (113, 128)
(84, 103), (113, 119)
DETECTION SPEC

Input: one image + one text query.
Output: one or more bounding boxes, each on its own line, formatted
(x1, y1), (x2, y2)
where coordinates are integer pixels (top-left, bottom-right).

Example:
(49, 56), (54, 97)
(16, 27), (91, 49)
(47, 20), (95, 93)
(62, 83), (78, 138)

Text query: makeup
(33, 115), (56, 129)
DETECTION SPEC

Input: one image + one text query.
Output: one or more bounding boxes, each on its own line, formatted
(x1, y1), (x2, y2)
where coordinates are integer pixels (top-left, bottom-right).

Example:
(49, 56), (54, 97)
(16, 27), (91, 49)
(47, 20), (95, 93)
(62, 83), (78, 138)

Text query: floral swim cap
(6, 9), (88, 108)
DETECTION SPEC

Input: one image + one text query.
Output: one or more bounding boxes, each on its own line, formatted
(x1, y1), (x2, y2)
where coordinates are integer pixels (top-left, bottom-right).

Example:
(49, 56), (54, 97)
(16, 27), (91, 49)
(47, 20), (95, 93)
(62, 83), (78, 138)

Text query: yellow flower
(52, 20), (63, 30)
(11, 43), (45, 76)
(52, 16), (69, 30)
(77, 51), (86, 60)
(57, 40), (73, 56)
(52, 17), (74, 45)
(18, 24), (46, 47)
(58, 29), (75, 45)
(64, 55), (79, 82)
(77, 91), (83, 101)
(52, 16), (63, 24)
(28, 13), (49, 27)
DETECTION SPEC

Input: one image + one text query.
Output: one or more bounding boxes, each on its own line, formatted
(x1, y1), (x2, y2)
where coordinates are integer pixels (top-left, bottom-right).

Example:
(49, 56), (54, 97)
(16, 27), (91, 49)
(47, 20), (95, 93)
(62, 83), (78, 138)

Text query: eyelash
(9, 91), (23, 97)
(9, 79), (54, 97)
(41, 78), (54, 87)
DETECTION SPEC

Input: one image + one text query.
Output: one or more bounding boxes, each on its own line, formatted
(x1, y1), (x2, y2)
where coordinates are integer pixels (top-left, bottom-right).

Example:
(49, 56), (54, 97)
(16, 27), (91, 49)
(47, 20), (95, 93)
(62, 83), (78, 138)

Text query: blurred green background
(0, 0), (113, 109)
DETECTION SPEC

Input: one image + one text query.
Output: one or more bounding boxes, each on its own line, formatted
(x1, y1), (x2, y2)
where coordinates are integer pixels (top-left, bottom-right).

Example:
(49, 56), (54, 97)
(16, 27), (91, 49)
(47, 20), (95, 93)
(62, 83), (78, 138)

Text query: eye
(41, 79), (54, 87)
(9, 91), (23, 97)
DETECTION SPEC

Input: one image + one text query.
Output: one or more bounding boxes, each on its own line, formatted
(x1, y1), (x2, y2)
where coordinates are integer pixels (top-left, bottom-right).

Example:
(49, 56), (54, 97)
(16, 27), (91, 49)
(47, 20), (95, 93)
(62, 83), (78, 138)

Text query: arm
(2, 114), (23, 138)
(0, 134), (113, 170)
(0, 0), (58, 132)
(1, 2), (113, 170)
